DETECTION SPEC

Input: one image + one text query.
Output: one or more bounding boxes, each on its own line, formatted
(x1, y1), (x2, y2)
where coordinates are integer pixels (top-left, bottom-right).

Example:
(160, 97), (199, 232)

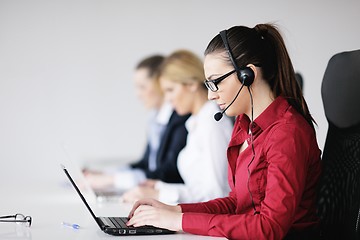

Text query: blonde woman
(122, 50), (233, 204)
(84, 55), (189, 191)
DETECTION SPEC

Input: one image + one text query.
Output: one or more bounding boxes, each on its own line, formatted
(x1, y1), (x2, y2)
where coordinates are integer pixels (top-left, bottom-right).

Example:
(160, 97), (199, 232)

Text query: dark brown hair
(136, 55), (164, 78)
(205, 23), (316, 129)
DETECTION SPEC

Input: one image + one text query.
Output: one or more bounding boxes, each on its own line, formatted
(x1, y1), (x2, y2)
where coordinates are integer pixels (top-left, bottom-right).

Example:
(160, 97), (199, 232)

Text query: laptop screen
(61, 164), (102, 228)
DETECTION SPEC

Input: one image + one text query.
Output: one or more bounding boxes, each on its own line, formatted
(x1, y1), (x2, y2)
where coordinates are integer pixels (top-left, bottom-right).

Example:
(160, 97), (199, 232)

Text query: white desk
(1, 180), (225, 240)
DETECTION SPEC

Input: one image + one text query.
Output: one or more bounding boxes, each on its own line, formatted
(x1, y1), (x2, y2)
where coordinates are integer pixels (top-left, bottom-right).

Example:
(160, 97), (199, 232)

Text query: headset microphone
(214, 111), (224, 121)
(214, 83), (245, 121)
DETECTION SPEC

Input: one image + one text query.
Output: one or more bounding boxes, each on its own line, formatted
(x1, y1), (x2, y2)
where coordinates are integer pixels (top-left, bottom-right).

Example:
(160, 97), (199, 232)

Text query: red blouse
(180, 96), (322, 239)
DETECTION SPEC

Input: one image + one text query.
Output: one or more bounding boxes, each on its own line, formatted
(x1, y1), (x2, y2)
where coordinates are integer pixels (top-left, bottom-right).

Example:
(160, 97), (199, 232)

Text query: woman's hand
(127, 198), (183, 231)
(82, 170), (114, 189)
(122, 186), (159, 203)
(128, 198), (181, 218)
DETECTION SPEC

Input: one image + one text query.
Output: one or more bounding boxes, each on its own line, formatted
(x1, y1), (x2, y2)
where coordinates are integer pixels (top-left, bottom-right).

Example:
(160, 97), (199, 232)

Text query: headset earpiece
(238, 67), (254, 87)
(219, 30), (255, 87)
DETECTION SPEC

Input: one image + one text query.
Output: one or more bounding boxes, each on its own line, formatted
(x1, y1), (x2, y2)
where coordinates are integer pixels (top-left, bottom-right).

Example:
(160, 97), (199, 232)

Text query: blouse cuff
(155, 181), (180, 204)
(114, 169), (145, 189)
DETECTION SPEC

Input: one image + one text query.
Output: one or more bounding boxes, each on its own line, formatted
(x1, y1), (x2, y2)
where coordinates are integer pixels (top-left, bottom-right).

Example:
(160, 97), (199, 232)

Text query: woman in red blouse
(127, 23), (322, 239)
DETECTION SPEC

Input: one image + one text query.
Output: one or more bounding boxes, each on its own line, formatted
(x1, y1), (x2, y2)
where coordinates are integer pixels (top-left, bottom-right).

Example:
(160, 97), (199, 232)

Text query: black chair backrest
(317, 49), (360, 240)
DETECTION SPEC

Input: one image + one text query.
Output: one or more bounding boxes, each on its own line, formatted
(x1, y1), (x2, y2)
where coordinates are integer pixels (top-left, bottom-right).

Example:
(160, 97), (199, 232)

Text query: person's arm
(180, 124), (317, 239)
(180, 190), (237, 214)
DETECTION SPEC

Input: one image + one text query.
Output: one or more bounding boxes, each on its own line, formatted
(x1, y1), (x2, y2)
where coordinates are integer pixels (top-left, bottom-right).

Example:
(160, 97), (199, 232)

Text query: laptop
(61, 143), (124, 203)
(61, 165), (175, 236)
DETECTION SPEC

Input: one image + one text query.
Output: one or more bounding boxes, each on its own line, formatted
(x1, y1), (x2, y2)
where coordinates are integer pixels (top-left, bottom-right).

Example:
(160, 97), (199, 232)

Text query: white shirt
(155, 101), (233, 204)
(147, 102), (173, 171)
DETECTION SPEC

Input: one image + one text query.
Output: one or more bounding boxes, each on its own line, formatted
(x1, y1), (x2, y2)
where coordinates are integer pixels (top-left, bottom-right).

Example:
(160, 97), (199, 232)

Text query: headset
(219, 30), (255, 87)
(219, 29), (259, 215)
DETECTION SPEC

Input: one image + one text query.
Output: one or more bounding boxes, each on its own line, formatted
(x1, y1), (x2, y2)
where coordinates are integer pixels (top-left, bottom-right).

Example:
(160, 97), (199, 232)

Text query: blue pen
(62, 221), (80, 229)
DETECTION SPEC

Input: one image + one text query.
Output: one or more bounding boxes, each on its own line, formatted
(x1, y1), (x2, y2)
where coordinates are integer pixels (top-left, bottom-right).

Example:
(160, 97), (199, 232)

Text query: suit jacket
(130, 111), (190, 183)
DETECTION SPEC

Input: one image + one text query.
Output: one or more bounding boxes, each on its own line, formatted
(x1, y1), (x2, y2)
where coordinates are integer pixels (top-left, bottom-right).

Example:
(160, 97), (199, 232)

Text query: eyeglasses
(0, 214), (32, 227)
(204, 69), (236, 92)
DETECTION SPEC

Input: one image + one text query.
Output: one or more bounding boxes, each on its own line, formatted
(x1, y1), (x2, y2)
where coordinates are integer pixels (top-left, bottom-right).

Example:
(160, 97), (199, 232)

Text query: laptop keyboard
(109, 217), (128, 228)
(100, 217), (149, 229)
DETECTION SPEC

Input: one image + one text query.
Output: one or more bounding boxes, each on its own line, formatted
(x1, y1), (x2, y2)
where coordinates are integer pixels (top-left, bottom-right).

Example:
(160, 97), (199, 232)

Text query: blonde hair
(159, 50), (205, 87)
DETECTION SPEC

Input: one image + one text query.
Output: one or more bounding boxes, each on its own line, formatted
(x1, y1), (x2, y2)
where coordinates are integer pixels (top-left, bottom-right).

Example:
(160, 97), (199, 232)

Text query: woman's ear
(246, 64), (258, 81)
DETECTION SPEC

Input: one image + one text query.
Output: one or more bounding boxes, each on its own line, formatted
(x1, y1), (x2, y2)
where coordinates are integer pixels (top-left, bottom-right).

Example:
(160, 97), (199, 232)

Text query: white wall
(1, 0), (359, 186)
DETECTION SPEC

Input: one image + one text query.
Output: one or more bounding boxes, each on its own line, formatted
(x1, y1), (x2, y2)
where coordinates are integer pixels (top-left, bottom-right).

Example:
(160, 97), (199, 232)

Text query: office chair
(317, 49), (360, 240)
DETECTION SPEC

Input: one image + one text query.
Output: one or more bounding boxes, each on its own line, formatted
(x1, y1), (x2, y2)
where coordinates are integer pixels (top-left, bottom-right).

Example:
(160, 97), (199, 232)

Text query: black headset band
(219, 30), (241, 75)
(219, 30), (254, 87)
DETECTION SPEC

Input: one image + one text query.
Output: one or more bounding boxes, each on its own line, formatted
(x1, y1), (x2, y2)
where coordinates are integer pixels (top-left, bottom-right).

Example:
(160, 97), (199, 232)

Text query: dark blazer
(130, 111), (190, 183)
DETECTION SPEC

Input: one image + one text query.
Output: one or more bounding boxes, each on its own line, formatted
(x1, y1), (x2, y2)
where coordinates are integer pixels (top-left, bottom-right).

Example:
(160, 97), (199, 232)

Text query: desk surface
(1, 180), (225, 240)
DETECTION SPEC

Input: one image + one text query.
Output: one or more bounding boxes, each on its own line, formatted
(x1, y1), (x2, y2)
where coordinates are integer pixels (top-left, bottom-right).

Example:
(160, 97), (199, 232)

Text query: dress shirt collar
(254, 96), (290, 131)
(230, 96), (290, 147)
(235, 96), (289, 131)
(156, 102), (173, 125)
(185, 101), (213, 132)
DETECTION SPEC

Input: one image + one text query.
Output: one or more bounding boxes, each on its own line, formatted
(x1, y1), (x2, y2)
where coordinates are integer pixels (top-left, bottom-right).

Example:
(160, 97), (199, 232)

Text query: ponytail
(254, 24), (316, 129)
